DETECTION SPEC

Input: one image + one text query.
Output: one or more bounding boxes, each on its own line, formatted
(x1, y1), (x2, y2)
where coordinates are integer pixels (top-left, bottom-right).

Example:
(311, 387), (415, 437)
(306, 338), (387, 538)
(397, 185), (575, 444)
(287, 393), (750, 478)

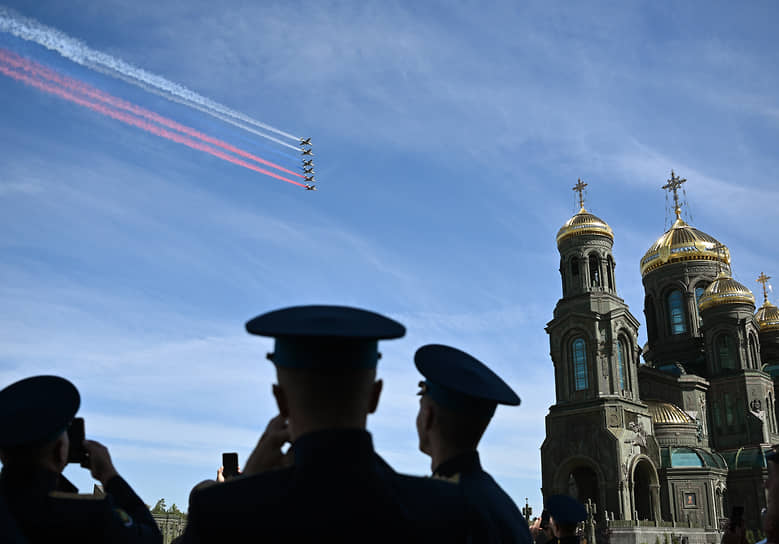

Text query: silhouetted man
(414, 343), (532, 543)
(182, 305), (481, 543)
(0, 375), (162, 543)
(545, 495), (586, 544)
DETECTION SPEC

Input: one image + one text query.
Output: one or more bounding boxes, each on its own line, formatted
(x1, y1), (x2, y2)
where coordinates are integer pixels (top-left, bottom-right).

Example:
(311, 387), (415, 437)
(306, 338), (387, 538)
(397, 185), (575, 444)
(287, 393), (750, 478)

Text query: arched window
(617, 338), (628, 391)
(718, 335), (735, 370)
(607, 256), (614, 291)
(667, 290), (687, 335)
(749, 335), (759, 369)
(645, 296), (657, 339)
(694, 285), (706, 324)
(589, 256), (600, 287)
(725, 393), (734, 425)
(571, 338), (588, 391)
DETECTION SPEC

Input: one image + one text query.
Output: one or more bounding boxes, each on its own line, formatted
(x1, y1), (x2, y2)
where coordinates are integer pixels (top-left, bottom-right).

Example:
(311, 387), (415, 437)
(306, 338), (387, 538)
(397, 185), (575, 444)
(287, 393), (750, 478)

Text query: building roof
(756, 301), (779, 332)
(556, 207), (613, 247)
(660, 447), (728, 469)
(640, 217), (730, 277)
(698, 273), (756, 312)
(646, 400), (695, 425)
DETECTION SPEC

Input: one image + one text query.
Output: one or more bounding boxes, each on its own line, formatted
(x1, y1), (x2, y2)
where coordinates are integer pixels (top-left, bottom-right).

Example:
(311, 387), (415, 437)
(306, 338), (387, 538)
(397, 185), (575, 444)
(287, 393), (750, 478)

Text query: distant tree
(168, 503), (182, 516)
(152, 499), (167, 514)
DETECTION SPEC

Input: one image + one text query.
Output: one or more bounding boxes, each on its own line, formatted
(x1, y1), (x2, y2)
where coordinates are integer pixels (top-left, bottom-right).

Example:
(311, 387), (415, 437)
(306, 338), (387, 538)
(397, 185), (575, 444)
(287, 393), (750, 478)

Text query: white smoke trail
(0, 6), (301, 146)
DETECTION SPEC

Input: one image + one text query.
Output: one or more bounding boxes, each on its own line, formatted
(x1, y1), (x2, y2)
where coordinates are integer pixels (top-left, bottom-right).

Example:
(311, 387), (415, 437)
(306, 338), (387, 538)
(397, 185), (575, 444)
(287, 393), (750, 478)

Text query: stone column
(650, 483), (661, 522)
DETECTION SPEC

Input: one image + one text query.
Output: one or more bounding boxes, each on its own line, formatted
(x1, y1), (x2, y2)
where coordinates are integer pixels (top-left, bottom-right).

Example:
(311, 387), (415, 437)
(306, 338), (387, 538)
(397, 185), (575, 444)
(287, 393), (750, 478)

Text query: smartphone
(222, 452), (239, 480)
(67, 417), (88, 466)
(730, 506), (744, 527)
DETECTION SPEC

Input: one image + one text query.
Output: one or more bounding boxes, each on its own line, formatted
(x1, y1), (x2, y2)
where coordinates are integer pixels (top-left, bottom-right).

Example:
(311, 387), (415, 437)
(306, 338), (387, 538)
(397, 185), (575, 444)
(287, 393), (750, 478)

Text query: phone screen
(222, 452), (239, 479)
(67, 417), (86, 465)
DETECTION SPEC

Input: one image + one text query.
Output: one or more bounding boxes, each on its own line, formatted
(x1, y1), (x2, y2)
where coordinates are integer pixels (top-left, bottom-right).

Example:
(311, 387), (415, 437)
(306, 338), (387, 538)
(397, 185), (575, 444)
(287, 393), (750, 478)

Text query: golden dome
(646, 400), (695, 425)
(640, 217), (730, 277)
(698, 273), (755, 312)
(756, 301), (779, 332)
(556, 207), (614, 247)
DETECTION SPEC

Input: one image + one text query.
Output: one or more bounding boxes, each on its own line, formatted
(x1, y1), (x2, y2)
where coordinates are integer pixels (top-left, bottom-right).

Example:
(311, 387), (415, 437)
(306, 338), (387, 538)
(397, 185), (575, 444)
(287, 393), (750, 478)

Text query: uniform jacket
(0, 467), (161, 544)
(434, 451), (533, 544)
(182, 429), (482, 543)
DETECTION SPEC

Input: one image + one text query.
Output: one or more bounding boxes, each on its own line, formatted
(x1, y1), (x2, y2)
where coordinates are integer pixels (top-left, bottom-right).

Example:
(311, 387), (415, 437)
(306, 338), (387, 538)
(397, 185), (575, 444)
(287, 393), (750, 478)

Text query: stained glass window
(668, 290), (687, 334)
(617, 339), (627, 391)
(572, 338), (588, 391)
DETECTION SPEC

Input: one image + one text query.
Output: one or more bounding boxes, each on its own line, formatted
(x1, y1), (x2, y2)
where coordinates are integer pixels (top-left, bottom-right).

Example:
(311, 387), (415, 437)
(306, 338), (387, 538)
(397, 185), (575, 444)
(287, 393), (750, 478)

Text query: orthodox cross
(573, 179), (588, 209)
(662, 170), (687, 219)
(757, 272), (772, 303)
(521, 498), (533, 523)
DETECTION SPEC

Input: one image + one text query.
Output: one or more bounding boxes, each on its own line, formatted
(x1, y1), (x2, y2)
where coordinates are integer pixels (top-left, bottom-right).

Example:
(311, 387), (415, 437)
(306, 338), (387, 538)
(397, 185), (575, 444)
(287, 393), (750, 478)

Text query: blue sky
(1, 0), (778, 514)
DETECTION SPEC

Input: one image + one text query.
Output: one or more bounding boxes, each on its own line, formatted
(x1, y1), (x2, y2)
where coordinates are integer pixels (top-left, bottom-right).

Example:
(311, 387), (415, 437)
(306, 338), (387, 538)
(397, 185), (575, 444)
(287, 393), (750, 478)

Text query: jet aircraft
(302, 159), (314, 167)
(301, 149), (313, 156)
(304, 175), (315, 182)
(303, 167), (315, 175)
(305, 184), (317, 191)
(299, 138), (312, 147)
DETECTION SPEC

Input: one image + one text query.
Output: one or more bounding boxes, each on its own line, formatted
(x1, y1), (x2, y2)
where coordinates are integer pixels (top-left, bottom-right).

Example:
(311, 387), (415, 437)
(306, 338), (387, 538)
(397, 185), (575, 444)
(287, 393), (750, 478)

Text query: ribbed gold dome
(698, 273), (755, 312)
(640, 217), (730, 277)
(556, 207), (614, 247)
(646, 400), (695, 425)
(756, 301), (779, 332)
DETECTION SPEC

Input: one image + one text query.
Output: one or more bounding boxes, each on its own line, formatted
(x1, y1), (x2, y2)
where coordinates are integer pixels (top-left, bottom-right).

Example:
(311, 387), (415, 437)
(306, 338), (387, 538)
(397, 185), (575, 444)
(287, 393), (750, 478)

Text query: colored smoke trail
(0, 6), (301, 145)
(0, 61), (305, 187)
(0, 48), (304, 180)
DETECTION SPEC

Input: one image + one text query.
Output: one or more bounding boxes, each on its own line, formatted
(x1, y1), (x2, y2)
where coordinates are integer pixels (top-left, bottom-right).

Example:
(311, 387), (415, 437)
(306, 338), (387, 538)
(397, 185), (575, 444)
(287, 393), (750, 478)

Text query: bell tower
(542, 180), (659, 522)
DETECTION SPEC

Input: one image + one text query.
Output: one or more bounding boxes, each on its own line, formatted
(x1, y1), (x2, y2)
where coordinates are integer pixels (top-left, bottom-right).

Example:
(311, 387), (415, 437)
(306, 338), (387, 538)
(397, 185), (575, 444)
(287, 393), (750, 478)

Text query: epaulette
(431, 473), (461, 484)
(49, 491), (106, 500)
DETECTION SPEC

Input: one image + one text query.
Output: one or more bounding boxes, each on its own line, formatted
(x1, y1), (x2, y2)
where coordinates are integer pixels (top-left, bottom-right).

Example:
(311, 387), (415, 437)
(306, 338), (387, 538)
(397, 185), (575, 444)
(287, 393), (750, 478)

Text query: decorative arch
(616, 334), (630, 392)
(716, 333), (736, 370)
(588, 252), (601, 287)
(645, 295), (658, 340)
(553, 455), (606, 509)
(606, 255), (615, 291)
(571, 337), (589, 391)
(629, 455), (660, 521)
(748, 333), (759, 369)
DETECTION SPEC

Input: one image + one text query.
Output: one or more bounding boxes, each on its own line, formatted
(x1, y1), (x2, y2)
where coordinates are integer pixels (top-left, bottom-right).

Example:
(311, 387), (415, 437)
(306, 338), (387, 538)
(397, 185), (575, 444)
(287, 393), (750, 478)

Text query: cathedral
(541, 173), (779, 533)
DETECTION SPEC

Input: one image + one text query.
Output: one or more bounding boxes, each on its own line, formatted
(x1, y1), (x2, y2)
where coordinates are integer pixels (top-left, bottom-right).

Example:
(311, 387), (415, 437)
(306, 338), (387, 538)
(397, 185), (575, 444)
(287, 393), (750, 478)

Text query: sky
(1, 0), (778, 515)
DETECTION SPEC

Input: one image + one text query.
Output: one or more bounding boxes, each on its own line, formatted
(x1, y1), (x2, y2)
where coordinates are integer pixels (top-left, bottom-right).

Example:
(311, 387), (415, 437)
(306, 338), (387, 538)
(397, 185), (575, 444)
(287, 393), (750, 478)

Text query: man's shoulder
(194, 467), (295, 509)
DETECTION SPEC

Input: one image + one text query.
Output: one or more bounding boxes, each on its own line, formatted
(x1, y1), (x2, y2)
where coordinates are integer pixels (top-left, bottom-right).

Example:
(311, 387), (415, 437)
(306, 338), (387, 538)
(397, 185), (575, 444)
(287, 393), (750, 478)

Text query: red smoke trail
(0, 48), (304, 179)
(0, 61), (306, 187)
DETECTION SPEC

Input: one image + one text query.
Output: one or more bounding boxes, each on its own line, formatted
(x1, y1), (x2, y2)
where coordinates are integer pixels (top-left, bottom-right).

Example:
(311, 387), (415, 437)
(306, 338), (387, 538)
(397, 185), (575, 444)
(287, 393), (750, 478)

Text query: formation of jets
(300, 137), (316, 191)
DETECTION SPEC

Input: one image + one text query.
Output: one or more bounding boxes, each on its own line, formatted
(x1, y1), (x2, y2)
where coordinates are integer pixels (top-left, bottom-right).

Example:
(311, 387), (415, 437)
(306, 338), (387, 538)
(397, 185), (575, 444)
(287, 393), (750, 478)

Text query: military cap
(246, 305), (405, 369)
(0, 375), (80, 448)
(545, 495), (587, 524)
(415, 344), (520, 416)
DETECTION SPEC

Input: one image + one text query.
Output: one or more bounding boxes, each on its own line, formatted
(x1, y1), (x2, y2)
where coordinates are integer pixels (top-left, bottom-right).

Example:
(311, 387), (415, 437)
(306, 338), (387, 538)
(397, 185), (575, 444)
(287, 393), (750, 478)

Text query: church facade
(541, 174), (779, 532)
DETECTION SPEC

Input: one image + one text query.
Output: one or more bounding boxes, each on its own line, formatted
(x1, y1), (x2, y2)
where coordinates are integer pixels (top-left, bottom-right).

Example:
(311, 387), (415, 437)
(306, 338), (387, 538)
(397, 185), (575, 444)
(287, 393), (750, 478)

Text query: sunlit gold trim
(640, 217), (730, 277)
(556, 208), (614, 246)
(646, 400), (695, 425)
(698, 274), (755, 311)
(756, 301), (779, 332)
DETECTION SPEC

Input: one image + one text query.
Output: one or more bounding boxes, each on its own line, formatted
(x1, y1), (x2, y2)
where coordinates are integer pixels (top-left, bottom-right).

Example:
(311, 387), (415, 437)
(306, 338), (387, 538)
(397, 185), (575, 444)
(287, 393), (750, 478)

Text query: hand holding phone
(222, 452), (239, 480)
(67, 417), (89, 467)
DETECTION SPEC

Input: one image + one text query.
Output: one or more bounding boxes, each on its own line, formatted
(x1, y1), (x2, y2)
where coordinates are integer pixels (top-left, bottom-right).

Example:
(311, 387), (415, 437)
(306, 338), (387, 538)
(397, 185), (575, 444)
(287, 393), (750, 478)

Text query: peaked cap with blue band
(246, 305), (405, 370)
(545, 494), (587, 524)
(0, 375), (80, 448)
(415, 344), (520, 416)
